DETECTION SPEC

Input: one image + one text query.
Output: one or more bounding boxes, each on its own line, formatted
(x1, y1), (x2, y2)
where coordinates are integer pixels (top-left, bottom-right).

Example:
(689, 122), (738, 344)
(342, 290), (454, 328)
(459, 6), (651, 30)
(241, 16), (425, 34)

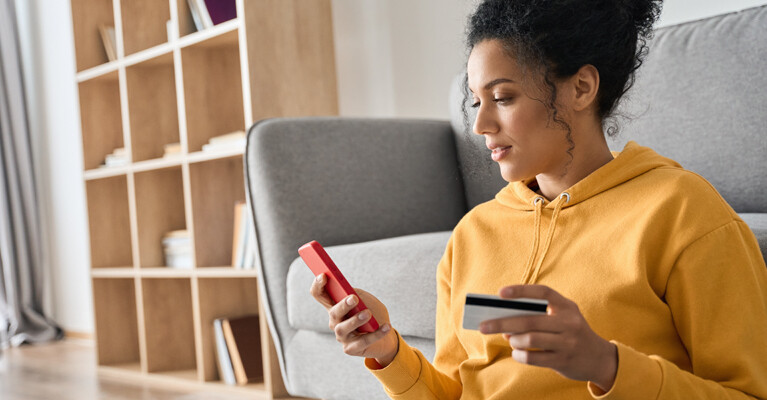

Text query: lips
(488, 144), (512, 162)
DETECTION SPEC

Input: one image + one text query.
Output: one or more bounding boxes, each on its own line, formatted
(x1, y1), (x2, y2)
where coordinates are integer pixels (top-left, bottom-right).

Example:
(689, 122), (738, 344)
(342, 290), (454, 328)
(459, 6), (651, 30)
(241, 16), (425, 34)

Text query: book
(231, 201), (247, 267)
(203, 0), (237, 25)
(188, 0), (213, 31)
(221, 315), (263, 384)
(99, 25), (116, 62)
(214, 318), (236, 384)
(209, 131), (245, 145)
(163, 142), (182, 158)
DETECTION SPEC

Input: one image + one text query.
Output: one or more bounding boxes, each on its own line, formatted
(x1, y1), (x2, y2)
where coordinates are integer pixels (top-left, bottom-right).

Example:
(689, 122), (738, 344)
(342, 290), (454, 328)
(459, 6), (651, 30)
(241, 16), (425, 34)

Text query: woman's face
(467, 39), (573, 183)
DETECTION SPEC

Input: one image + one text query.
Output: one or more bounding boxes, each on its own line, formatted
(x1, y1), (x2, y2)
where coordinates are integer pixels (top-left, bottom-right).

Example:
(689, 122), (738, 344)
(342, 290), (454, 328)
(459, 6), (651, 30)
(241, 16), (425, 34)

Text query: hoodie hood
(493, 141), (682, 284)
(496, 141), (682, 210)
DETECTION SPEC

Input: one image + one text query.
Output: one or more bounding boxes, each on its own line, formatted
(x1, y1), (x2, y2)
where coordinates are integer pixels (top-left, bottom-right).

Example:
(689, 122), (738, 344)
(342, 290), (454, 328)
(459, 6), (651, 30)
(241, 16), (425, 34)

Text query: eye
(470, 101), (480, 108)
(494, 97), (513, 105)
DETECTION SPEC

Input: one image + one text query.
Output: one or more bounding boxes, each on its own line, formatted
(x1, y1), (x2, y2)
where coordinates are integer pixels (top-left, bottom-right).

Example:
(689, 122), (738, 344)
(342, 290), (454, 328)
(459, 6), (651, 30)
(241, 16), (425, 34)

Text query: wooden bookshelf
(71, 0), (338, 397)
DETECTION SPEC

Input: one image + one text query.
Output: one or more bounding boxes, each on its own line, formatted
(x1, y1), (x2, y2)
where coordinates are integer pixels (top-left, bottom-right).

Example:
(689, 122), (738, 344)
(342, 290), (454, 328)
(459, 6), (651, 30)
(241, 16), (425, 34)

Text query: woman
(311, 0), (767, 398)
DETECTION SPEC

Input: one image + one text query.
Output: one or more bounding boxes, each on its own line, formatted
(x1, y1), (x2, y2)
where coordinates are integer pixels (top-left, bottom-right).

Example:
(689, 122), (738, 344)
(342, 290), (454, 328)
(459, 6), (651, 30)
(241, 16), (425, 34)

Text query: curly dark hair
(463, 0), (663, 141)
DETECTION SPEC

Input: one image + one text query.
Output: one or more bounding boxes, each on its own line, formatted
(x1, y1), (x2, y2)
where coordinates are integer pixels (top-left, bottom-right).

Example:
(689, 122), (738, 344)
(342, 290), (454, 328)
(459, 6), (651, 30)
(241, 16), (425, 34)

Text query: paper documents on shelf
(102, 147), (128, 168)
(202, 131), (246, 153)
(163, 229), (193, 269)
(231, 201), (258, 269)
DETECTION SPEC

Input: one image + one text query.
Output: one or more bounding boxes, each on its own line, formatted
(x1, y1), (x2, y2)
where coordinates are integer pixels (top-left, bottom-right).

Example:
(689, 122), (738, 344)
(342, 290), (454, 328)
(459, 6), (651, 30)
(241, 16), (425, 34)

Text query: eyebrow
(484, 78), (515, 90)
(469, 77), (516, 93)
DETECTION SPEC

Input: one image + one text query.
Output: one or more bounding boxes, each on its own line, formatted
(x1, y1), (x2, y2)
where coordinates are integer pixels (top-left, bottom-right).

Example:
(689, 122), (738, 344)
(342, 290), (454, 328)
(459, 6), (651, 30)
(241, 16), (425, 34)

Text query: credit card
(462, 293), (548, 331)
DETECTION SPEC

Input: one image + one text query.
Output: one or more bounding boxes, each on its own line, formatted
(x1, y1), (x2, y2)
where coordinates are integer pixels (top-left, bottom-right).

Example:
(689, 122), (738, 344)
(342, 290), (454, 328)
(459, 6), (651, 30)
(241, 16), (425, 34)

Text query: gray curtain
(0, 0), (62, 347)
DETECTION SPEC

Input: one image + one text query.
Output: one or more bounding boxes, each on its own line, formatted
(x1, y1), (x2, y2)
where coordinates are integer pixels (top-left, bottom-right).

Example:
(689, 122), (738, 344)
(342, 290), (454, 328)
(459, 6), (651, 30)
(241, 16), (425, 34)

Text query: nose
(472, 103), (498, 136)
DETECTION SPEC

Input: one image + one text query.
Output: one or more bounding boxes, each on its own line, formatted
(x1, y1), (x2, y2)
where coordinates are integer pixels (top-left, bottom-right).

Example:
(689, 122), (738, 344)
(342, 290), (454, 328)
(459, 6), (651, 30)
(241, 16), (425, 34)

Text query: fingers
(333, 307), (372, 340)
(310, 274), (334, 309)
(498, 284), (575, 314)
(506, 332), (564, 352)
(479, 314), (562, 335)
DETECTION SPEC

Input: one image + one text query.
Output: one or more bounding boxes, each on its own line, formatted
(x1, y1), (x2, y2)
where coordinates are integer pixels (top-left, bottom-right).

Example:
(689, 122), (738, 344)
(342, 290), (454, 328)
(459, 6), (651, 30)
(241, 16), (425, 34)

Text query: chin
(498, 164), (531, 183)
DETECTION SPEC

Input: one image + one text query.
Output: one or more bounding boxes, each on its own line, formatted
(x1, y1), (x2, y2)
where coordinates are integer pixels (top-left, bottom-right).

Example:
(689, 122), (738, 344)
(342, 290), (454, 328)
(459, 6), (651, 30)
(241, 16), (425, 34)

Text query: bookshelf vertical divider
(73, 0), (337, 397)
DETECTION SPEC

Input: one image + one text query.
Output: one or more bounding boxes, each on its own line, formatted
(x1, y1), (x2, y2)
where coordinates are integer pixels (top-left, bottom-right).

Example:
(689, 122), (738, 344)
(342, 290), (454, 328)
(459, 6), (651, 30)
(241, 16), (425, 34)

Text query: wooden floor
(0, 339), (267, 400)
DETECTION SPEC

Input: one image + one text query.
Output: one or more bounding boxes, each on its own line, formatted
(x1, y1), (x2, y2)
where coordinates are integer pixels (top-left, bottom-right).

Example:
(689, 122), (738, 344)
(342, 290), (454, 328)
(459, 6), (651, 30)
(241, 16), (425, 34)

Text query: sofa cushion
(740, 213), (767, 262)
(611, 5), (767, 213)
(286, 231), (452, 340)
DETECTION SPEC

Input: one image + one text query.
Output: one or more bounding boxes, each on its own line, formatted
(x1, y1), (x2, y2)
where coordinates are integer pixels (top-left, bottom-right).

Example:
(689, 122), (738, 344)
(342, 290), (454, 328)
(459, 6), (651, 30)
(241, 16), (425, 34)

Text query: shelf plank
(187, 148), (244, 164)
(177, 19), (241, 49)
(140, 268), (194, 278)
(195, 267), (259, 278)
(83, 166), (130, 181)
(91, 268), (135, 278)
(76, 61), (121, 83)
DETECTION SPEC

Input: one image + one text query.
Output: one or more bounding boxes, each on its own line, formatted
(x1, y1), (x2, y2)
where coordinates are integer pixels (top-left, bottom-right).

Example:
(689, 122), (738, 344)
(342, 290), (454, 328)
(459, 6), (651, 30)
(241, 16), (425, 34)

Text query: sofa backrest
(448, 74), (506, 210)
(611, 5), (767, 213)
(448, 5), (767, 213)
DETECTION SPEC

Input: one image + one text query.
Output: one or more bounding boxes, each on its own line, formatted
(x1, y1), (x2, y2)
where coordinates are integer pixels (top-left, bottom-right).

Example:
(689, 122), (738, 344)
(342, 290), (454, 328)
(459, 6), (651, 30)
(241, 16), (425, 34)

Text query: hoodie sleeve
(365, 235), (464, 399)
(588, 220), (767, 399)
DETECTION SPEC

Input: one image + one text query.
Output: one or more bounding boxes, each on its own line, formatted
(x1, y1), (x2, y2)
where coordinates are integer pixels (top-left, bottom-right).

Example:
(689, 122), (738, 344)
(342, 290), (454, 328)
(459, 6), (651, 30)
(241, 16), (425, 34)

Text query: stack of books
(232, 201), (258, 269)
(163, 230), (193, 269)
(102, 147), (128, 168)
(163, 142), (182, 158)
(187, 0), (237, 31)
(214, 314), (262, 385)
(202, 131), (246, 153)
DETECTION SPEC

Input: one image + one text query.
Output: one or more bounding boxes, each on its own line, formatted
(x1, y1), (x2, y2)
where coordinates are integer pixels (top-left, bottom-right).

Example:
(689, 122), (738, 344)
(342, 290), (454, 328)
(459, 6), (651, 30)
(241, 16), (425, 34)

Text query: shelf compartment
(86, 175), (133, 268)
(181, 29), (245, 153)
(134, 166), (187, 268)
(71, 0), (116, 71)
(92, 278), (141, 367)
(78, 71), (124, 171)
(177, 0), (239, 39)
(125, 53), (180, 162)
(196, 277), (261, 382)
(189, 157), (244, 268)
(141, 278), (197, 373)
(120, 0), (171, 56)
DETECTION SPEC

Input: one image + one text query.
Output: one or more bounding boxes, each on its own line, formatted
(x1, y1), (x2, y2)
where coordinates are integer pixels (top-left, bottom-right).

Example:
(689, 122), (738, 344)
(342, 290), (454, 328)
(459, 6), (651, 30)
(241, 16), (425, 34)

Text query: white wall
(17, 0), (767, 333)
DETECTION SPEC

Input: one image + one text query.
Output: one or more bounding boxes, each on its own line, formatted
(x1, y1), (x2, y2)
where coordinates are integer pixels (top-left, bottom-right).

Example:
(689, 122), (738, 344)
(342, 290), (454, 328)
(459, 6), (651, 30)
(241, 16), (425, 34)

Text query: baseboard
(64, 330), (94, 340)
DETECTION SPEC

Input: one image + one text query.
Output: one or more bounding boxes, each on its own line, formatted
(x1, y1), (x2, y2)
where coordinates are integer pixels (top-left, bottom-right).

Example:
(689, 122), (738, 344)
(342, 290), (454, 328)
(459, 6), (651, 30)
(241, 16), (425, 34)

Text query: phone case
(299, 240), (380, 333)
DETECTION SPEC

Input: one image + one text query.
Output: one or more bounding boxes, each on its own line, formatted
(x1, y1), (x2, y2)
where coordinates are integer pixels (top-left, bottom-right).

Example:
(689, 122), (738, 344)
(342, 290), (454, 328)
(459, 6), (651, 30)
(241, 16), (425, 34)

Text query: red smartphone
(299, 240), (380, 333)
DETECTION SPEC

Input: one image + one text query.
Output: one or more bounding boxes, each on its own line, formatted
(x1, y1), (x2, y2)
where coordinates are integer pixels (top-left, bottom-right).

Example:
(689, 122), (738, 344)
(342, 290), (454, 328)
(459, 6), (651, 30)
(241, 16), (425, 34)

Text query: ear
(570, 64), (600, 113)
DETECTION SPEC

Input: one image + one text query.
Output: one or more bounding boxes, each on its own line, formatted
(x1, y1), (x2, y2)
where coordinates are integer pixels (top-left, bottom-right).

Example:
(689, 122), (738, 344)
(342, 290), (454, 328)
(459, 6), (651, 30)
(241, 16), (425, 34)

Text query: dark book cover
(203, 0), (237, 25)
(222, 314), (263, 384)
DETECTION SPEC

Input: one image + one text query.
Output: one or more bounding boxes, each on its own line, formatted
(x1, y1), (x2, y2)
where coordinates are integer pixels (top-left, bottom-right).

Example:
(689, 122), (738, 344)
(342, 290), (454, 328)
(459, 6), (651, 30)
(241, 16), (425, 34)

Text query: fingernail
(346, 296), (357, 306)
(316, 274), (324, 282)
(382, 324), (390, 332)
(358, 311), (369, 320)
(479, 323), (490, 333)
(502, 287), (514, 297)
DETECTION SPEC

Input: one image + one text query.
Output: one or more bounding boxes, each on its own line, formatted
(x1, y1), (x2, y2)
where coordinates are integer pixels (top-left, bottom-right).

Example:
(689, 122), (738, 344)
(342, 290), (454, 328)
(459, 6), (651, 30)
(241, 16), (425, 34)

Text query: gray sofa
(245, 6), (767, 400)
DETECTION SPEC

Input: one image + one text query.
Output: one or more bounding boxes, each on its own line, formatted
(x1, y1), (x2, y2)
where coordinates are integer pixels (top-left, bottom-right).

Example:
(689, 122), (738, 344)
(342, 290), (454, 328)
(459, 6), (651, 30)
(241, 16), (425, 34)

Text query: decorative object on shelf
(163, 142), (182, 158)
(98, 24), (116, 62)
(232, 201), (257, 269)
(202, 130), (246, 153)
(220, 315), (263, 385)
(213, 318), (236, 384)
(102, 147), (128, 168)
(162, 229), (192, 268)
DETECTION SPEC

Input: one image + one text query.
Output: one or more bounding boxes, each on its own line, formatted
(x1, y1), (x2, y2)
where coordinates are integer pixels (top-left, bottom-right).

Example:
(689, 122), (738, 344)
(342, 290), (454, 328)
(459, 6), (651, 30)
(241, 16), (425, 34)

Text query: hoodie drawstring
(519, 196), (544, 283)
(521, 192), (570, 284)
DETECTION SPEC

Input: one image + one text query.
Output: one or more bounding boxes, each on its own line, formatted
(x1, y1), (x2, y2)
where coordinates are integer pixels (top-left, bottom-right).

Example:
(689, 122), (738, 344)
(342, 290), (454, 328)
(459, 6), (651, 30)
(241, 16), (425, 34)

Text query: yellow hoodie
(366, 142), (767, 399)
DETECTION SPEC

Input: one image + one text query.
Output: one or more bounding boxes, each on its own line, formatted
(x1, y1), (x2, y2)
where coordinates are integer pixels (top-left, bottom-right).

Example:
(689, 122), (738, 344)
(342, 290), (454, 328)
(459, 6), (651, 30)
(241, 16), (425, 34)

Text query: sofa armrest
(244, 117), (467, 388)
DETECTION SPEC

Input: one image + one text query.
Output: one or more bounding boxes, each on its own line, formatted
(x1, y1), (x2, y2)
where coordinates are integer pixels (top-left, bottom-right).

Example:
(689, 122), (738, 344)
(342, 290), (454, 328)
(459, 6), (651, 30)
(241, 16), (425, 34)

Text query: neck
(535, 126), (614, 201)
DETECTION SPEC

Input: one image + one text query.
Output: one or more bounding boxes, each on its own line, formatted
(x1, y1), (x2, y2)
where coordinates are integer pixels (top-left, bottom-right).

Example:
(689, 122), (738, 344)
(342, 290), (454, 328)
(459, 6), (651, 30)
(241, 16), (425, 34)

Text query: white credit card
(462, 293), (548, 331)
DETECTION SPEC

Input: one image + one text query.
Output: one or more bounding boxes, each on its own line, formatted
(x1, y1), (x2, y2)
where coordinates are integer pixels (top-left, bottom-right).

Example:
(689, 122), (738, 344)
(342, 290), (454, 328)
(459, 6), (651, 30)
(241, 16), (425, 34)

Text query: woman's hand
(479, 284), (618, 392)
(310, 274), (399, 367)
